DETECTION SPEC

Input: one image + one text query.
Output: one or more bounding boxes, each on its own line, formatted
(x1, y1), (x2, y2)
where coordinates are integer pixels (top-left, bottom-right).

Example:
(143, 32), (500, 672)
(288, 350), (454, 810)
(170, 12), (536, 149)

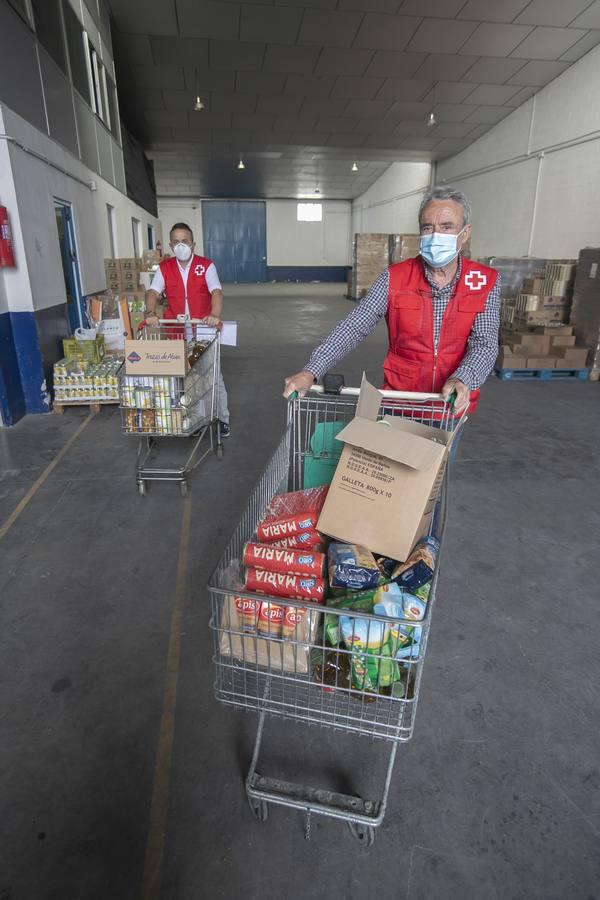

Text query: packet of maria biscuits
(245, 567), (326, 603)
(270, 530), (323, 551)
(256, 486), (329, 543)
(243, 542), (326, 578)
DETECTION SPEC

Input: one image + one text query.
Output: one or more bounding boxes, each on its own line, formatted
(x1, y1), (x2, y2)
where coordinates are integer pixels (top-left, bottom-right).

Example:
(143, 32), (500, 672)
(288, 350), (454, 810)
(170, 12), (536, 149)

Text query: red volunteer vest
(160, 254), (213, 320)
(384, 256), (498, 414)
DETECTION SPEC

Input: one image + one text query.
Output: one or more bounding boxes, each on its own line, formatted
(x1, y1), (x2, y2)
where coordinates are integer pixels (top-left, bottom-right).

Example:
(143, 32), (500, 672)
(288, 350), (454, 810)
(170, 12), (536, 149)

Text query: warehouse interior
(1, 1), (599, 898)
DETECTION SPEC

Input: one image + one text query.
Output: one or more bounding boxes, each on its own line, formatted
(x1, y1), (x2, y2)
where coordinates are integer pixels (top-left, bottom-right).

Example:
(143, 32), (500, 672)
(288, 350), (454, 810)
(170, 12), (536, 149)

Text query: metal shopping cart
(209, 385), (463, 844)
(119, 319), (223, 496)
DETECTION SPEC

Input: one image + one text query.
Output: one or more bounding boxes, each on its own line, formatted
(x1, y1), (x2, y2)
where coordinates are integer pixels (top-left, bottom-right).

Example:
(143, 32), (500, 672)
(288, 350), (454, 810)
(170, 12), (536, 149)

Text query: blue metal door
(54, 202), (85, 333)
(202, 200), (267, 283)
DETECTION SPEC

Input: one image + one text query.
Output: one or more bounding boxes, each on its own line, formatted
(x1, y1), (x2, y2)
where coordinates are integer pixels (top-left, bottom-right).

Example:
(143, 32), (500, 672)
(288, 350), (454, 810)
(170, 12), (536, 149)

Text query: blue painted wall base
(266, 266), (349, 283)
(0, 310), (50, 425)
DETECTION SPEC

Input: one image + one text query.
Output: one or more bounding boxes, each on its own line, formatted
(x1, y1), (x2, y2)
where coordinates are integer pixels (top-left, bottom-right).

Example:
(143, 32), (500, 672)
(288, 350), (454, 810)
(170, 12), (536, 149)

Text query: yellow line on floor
(0, 411), (95, 542)
(142, 495), (192, 900)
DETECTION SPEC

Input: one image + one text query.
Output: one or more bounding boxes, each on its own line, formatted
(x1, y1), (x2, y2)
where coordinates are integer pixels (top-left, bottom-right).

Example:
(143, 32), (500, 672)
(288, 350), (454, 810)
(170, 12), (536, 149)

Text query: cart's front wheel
(348, 822), (375, 846)
(247, 796), (268, 823)
(216, 443), (224, 461)
(137, 481), (147, 496)
(180, 480), (189, 497)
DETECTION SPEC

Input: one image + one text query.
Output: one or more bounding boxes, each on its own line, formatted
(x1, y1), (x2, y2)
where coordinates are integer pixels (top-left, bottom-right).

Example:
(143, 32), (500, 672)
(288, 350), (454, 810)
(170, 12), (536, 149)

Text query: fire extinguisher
(0, 206), (16, 267)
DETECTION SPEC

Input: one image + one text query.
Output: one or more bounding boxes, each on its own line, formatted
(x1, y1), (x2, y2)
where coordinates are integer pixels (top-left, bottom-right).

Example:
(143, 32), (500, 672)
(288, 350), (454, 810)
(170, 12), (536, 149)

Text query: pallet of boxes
(53, 333), (123, 413)
(496, 261), (591, 380)
(570, 247), (600, 382)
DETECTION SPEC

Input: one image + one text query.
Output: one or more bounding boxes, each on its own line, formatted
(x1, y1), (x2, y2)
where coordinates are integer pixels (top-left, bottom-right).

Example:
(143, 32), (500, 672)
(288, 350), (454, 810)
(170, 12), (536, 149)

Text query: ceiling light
(237, 157), (245, 170)
(194, 96), (204, 111)
(351, 162), (358, 172)
(315, 187), (320, 194)
(427, 111), (436, 127)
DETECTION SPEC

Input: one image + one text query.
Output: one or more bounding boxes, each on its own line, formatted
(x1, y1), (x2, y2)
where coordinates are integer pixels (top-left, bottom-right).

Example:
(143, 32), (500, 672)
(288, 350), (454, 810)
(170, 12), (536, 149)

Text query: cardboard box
(533, 325), (573, 335)
(120, 278), (141, 292)
(555, 347), (590, 367)
(497, 347), (527, 369)
(107, 277), (121, 293)
(526, 356), (557, 369)
(125, 339), (188, 375)
(316, 375), (451, 562)
(118, 257), (142, 272)
(521, 277), (545, 294)
(550, 334), (576, 348)
(515, 334), (552, 354)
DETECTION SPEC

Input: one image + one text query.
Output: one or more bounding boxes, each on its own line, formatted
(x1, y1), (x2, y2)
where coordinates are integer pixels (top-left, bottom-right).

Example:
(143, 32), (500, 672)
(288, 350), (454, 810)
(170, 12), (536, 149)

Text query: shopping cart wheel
(247, 796), (268, 823)
(180, 480), (189, 497)
(137, 481), (147, 496)
(216, 444), (224, 461)
(348, 822), (375, 846)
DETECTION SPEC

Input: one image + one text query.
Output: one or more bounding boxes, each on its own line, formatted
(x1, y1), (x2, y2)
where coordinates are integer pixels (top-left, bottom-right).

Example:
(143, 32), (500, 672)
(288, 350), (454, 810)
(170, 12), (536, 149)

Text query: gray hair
(419, 186), (472, 227)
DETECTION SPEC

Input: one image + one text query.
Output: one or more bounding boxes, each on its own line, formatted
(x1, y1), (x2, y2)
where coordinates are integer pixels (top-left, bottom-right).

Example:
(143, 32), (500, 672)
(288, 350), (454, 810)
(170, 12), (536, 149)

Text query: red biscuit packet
(243, 542), (326, 578)
(257, 600), (284, 637)
(245, 567), (326, 603)
(270, 530), (323, 550)
(257, 486), (329, 543)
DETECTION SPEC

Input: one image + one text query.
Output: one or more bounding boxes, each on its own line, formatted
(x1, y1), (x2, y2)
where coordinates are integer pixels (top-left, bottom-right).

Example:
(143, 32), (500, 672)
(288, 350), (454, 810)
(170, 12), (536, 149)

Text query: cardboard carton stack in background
(389, 233), (421, 264)
(500, 260), (576, 329)
(349, 234), (389, 300)
(497, 324), (590, 371)
(569, 247), (600, 380)
(104, 257), (145, 294)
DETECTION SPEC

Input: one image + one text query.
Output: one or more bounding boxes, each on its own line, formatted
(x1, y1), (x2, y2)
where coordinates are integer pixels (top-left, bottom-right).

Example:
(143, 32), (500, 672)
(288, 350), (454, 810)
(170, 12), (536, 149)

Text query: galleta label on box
(125, 339), (187, 375)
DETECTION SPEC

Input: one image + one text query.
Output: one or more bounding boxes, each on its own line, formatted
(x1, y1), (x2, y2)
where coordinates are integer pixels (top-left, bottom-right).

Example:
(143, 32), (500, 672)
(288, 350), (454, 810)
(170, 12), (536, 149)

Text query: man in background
(145, 222), (230, 437)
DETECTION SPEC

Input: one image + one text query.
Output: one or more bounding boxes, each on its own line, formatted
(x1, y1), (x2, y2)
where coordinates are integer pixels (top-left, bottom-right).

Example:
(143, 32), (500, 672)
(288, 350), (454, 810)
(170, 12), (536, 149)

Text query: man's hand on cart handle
(143, 312), (159, 326)
(202, 315), (222, 327)
(441, 377), (469, 413)
(283, 370), (315, 399)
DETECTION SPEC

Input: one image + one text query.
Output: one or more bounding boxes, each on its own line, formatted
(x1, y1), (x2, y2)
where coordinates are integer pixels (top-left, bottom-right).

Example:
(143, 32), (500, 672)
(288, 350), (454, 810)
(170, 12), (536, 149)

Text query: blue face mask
(420, 228), (465, 268)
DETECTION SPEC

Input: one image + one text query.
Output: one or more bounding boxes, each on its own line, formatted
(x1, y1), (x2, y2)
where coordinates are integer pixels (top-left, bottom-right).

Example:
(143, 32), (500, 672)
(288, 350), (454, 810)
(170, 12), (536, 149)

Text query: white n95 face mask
(173, 242), (192, 262)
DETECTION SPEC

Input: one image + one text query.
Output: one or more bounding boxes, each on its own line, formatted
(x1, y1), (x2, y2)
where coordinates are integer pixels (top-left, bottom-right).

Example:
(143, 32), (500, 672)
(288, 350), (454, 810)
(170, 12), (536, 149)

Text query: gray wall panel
(0, 3), (47, 132)
(74, 94), (99, 172)
(96, 122), (114, 182)
(39, 48), (79, 157)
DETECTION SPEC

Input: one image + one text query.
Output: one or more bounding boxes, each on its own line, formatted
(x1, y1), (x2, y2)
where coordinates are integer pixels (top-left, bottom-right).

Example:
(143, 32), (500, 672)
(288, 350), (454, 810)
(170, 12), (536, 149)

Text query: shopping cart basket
(119, 319), (223, 496)
(209, 385), (462, 844)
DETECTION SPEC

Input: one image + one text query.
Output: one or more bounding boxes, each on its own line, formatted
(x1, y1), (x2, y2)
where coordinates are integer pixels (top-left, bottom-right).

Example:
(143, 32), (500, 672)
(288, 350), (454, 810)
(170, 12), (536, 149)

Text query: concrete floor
(1, 283), (599, 900)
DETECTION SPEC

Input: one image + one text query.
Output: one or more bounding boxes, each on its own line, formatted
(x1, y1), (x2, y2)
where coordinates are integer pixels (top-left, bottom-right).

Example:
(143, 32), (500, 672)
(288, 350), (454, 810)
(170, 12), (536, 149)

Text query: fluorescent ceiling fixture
(237, 158), (245, 170)
(297, 203), (322, 222)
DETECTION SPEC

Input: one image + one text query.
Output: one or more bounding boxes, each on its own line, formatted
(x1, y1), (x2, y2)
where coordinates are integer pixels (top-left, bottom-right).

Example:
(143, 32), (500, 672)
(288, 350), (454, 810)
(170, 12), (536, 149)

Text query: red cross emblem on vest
(194, 264), (206, 277)
(465, 270), (486, 291)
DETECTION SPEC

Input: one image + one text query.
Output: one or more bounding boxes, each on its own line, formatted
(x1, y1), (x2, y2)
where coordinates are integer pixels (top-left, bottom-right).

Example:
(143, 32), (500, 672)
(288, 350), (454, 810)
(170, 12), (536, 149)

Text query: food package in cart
(245, 567), (326, 602)
(328, 542), (384, 591)
(243, 542), (326, 578)
(256, 486), (329, 543)
(389, 536), (439, 590)
(270, 529), (324, 551)
(221, 594), (320, 674)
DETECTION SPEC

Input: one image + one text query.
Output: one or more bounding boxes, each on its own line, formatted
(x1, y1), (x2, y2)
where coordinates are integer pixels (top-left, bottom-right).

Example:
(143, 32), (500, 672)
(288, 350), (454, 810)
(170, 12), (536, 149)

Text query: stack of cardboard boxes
(349, 234), (390, 300)
(389, 234), (421, 264)
(497, 324), (589, 371)
(104, 257), (145, 294)
(501, 260), (575, 328)
(570, 247), (600, 381)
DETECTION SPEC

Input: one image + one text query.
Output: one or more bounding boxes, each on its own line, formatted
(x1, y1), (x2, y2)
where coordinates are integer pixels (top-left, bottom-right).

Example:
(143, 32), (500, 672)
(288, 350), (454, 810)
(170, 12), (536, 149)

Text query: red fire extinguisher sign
(0, 206), (16, 267)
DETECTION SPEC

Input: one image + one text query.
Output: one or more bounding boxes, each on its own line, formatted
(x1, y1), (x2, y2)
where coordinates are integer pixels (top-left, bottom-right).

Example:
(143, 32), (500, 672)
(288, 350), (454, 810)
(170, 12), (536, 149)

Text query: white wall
(266, 200), (351, 266)
(1, 105), (162, 314)
(157, 198), (351, 266)
(436, 42), (600, 259)
(351, 162), (432, 237)
(157, 200), (204, 253)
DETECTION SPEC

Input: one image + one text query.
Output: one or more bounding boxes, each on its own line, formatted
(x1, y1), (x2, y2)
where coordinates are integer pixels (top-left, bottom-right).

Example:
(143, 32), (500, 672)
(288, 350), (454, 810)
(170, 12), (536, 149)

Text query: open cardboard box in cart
(317, 375), (457, 562)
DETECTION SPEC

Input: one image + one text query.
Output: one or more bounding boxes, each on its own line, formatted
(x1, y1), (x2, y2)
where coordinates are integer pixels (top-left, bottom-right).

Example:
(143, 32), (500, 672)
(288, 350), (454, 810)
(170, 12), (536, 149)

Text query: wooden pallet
(53, 399), (119, 415)
(495, 367), (590, 382)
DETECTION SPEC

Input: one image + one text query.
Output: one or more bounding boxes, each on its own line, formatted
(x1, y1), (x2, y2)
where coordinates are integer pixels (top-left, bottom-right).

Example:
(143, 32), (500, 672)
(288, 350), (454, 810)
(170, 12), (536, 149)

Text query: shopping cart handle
(307, 385), (446, 402)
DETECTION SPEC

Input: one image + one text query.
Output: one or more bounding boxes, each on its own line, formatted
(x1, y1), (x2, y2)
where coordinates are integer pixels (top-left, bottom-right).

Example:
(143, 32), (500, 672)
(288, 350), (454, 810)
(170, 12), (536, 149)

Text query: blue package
(328, 542), (383, 591)
(391, 536), (439, 591)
